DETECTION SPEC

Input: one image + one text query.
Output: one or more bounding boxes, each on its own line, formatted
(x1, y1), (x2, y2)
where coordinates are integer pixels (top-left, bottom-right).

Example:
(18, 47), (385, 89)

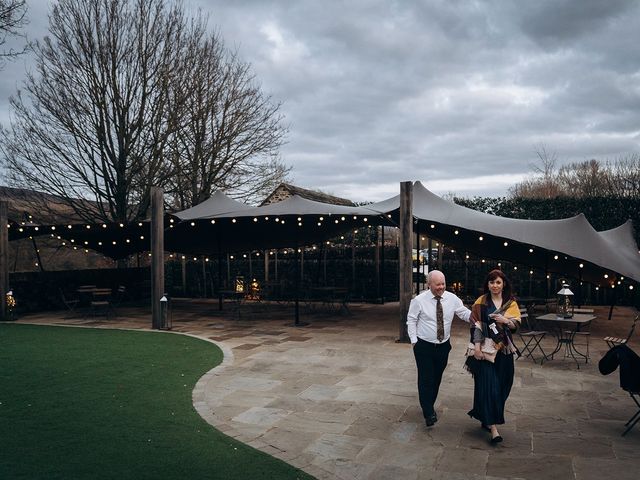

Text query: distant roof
(261, 183), (356, 206)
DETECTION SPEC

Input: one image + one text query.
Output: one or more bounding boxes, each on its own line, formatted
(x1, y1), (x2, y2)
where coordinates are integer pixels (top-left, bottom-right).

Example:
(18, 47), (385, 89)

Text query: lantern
(244, 278), (261, 301)
(234, 276), (245, 293)
(557, 283), (574, 318)
(6, 290), (16, 320)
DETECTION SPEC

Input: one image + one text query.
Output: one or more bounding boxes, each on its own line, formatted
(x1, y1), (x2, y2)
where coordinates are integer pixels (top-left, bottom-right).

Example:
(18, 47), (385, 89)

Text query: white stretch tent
(169, 182), (640, 284)
(364, 181), (640, 284)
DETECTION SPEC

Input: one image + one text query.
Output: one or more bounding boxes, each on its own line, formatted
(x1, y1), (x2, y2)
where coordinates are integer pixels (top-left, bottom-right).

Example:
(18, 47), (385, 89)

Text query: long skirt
(466, 352), (514, 425)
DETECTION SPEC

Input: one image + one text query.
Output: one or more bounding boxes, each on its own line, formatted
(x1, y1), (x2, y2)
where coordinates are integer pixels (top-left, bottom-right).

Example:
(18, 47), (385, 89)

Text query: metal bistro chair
(599, 344), (640, 436)
(518, 307), (550, 364)
(59, 288), (80, 318)
(604, 314), (639, 349)
(566, 324), (591, 364)
(112, 285), (127, 307)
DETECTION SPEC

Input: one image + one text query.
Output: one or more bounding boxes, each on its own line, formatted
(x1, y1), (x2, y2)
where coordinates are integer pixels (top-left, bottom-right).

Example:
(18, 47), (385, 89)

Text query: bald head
(427, 270), (446, 297)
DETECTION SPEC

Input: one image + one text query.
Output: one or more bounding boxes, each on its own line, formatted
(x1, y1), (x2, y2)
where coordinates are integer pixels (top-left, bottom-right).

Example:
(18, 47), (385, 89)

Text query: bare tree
(1, 0), (288, 223)
(164, 31), (288, 209)
(509, 144), (562, 198)
(510, 145), (640, 200)
(0, 0), (28, 66)
(556, 158), (611, 197)
(606, 153), (640, 198)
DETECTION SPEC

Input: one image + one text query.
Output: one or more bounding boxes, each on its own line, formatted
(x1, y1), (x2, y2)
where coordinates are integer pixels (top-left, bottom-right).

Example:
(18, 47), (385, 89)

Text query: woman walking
(465, 269), (521, 443)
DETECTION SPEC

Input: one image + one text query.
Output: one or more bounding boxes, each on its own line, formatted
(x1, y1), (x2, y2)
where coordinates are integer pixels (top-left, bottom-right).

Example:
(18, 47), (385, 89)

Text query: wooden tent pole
(0, 201), (8, 321)
(151, 187), (165, 329)
(398, 181), (412, 343)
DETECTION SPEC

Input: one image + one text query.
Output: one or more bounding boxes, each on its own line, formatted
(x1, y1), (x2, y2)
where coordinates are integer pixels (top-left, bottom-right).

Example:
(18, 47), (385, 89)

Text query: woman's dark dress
(467, 303), (515, 426)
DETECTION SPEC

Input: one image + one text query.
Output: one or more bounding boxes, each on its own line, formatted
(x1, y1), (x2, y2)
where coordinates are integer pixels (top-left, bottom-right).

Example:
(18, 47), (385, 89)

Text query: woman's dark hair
(482, 269), (513, 304)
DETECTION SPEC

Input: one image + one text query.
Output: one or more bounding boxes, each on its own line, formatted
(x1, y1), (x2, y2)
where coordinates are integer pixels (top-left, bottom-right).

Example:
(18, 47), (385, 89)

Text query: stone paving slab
(14, 301), (640, 479)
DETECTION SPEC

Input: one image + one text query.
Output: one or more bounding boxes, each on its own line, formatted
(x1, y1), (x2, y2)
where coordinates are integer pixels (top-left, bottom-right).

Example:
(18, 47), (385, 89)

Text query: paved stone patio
(15, 300), (640, 479)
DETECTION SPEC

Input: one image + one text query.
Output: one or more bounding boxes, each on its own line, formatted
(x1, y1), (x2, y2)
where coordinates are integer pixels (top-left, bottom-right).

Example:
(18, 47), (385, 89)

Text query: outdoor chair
(566, 326), (591, 364)
(544, 298), (558, 314)
(112, 285), (127, 307)
(89, 298), (115, 320)
(518, 307), (549, 364)
(604, 314), (639, 349)
(599, 344), (640, 436)
(59, 288), (80, 318)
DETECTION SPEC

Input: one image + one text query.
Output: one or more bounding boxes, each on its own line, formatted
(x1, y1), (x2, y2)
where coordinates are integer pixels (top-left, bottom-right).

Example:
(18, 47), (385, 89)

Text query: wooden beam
(0, 201), (8, 321)
(151, 187), (164, 329)
(398, 181), (413, 342)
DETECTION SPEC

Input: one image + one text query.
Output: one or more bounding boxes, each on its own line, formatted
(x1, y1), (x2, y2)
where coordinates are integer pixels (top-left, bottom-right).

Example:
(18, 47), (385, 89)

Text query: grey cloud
(2, 0), (639, 201)
(513, 0), (637, 47)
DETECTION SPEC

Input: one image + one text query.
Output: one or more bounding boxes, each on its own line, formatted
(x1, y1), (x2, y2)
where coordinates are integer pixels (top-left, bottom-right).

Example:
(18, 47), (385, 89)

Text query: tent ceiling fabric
(172, 191), (253, 221)
(365, 181), (640, 284)
(166, 193), (391, 255)
(8, 184), (640, 284)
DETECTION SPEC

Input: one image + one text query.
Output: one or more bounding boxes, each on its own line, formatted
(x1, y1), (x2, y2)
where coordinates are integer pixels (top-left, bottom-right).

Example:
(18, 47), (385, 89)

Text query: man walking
(407, 270), (471, 426)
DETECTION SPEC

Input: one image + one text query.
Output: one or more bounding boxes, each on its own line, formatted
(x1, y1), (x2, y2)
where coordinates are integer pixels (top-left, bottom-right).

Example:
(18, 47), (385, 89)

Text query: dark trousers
(413, 338), (451, 418)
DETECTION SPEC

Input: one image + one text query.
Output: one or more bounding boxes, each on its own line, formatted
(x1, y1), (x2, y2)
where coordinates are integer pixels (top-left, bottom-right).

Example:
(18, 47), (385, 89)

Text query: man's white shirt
(406, 290), (471, 344)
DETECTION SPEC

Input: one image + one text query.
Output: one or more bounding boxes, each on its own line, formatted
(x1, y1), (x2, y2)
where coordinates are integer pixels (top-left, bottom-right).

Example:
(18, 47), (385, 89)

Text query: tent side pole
(398, 181), (413, 343)
(151, 187), (165, 329)
(0, 201), (8, 321)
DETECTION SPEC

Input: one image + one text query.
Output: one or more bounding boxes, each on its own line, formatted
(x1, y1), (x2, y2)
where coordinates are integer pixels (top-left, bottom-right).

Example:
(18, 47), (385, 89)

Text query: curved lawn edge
(0, 322), (314, 480)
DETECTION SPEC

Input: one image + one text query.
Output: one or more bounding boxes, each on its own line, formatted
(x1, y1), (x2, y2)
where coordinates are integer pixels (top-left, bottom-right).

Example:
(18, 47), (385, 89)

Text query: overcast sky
(2, 0), (640, 202)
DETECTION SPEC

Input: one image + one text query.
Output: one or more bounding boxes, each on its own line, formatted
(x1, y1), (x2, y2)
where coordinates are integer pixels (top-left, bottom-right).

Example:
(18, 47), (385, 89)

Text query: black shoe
(425, 413), (438, 427)
(490, 435), (503, 444)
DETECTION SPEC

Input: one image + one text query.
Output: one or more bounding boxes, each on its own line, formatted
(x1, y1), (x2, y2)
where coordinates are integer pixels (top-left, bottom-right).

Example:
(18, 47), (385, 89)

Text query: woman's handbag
(465, 340), (497, 363)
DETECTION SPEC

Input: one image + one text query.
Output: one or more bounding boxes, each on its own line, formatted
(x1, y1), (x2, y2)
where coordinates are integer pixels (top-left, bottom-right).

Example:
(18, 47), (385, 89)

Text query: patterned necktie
(435, 295), (444, 341)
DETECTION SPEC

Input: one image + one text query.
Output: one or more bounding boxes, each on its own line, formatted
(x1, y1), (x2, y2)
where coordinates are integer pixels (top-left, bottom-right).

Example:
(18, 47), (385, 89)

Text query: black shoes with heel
(425, 413), (438, 427)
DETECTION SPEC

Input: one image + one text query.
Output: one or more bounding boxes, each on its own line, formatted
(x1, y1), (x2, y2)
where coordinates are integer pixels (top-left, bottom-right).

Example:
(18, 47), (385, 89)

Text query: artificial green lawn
(0, 323), (314, 480)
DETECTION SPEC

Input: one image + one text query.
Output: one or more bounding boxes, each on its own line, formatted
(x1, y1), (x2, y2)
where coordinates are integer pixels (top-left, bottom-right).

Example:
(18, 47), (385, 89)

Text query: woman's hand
(491, 313), (515, 328)
(473, 346), (484, 360)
